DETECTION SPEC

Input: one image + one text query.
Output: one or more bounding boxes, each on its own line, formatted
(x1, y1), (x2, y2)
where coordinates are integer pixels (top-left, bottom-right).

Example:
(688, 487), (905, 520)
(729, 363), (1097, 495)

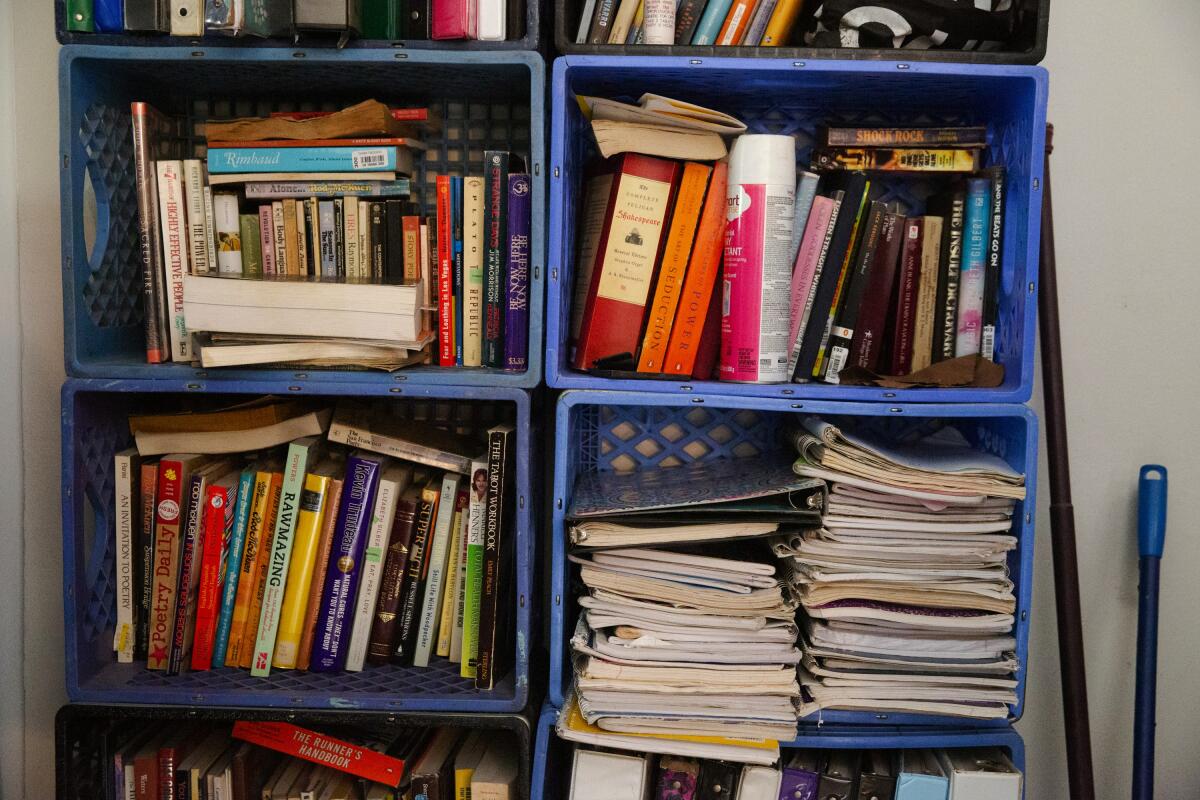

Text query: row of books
(576, 0), (805, 47)
(565, 744), (1023, 800)
(569, 122), (1006, 385)
(105, 719), (517, 800)
(112, 399), (516, 689)
(67, 0), (527, 41)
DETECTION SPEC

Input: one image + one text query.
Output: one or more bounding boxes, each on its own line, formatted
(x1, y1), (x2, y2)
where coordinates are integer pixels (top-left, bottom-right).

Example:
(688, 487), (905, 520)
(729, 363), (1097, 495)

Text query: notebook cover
(817, 751), (856, 800)
(654, 756), (700, 800)
(856, 751), (896, 800)
(696, 760), (737, 800)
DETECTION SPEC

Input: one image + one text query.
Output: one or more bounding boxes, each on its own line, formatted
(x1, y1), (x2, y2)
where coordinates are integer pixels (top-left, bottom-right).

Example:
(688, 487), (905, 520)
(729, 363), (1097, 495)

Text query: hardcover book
(503, 173), (532, 371)
(365, 484), (421, 664)
(846, 207), (904, 372)
(889, 217), (925, 375)
(394, 477), (442, 663)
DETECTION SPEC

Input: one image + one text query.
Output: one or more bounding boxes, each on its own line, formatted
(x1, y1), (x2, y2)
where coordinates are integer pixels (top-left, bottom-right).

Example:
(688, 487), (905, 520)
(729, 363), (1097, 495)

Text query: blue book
(210, 468), (256, 669)
(895, 750), (949, 800)
(452, 176), (465, 366)
(503, 173), (531, 372)
(207, 146), (400, 174)
(309, 453), (383, 673)
(954, 177), (991, 357)
(691, 0), (734, 44)
(318, 200), (337, 277)
(94, 0), (124, 30)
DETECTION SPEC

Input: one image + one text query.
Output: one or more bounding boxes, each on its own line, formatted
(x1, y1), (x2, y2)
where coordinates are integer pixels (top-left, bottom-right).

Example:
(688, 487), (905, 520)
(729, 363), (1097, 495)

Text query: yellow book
(224, 470), (274, 667)
(760, 0), (804, 46)
(436, 490), (467, 658)
(271, 470), (333, 669)
(238, 473), (282, 668)
(453, 730), (487, 800)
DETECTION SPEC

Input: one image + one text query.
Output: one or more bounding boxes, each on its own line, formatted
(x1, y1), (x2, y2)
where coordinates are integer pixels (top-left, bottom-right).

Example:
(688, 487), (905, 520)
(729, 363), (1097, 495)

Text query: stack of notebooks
(784, 417), (1026, 720)
(565, 743), (1023, 800)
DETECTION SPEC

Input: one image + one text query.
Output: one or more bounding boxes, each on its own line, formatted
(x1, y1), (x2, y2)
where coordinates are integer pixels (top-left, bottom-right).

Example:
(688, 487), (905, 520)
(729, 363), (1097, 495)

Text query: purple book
(309, 453), (384, 672)
(503, 173), (531, 371)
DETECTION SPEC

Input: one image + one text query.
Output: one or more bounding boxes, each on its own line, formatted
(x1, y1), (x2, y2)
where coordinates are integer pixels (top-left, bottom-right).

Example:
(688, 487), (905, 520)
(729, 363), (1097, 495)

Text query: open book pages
(576, 94), (747, 135)
(589, 120), (728, 161)
(569, 520), (781, 549)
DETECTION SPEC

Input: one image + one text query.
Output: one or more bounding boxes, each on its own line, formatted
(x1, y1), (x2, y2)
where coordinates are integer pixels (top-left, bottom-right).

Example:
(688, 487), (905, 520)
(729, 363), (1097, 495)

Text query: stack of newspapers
(784, 417), (1027, 720)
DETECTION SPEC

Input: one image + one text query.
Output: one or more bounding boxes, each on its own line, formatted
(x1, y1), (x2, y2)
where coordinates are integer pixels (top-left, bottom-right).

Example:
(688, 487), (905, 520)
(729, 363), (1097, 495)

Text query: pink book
(431, 0), (477, 39)
(787, 195), (836, 356)
(258, 205), (275, 276)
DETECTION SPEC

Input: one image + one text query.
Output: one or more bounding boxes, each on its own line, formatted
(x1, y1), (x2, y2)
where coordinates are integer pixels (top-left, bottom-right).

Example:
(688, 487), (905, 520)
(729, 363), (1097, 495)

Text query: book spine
(295, 198), (311, 276)
(343, 196), (360, 278)
(310, 455), (383, 672)
(637, 162), (710, 374)
(306, 198), (320, 278)
(450, 176), (464, 365)
(192, 481), (238, 671)
(281, 199), (298, 276)
(787, 171), (822, 270)
(393, 483), (440, 663)
(239, 214), (262, 277)
(230, 722), (405, 787)
(211, 192), (243, 275)
(889, 217), (925, 375)
(156, 161), (192, 362)
(825, 204), (891, 383)
(787, 195), (836, 374)
(954, 177), (991, 357)
(449, 492), (472, 663)
(273, 473), (330, 670)
(385, 198), (405, 285)
(690, 0), (733, 43)
(482, 151), (510, 368)
(325, 417), (471, 475)
(503, 173), (531, 372)
(211, 468), (255, 669)
(437, 176), (455, 365)
(402, 214), (422, 284)
(813, 199), (883, 380)
(182, 160), (211, 275)
(460, 457), (487, 679)
(474, 428), (513, 690)
(824, 126), (990, 147)
(812, 147), (980, 173)
(690, 281), (723, 381)
(575, 0), (598, 41)
(113, 451), (140, 663)
(358, 200), (371, 280)
(207, 146), (399, 174)
(715, 0), (756, 45)
(568, 171), (616, 350)
(158, 746), (179, 800)
(244, 179), (413, 200)
(167, 472), (208, 675)
(148, 458), (189, 671)
(980, 168), (1005, 361)
(606, 0), (639, 42)
(369, 201), (387, 280)
(131, 104), (169, 363)
(673, 0), (705, 41)
(366, 495), (419, 665)
(344, 469), (403, 673)
(911, 216), (944, 373)
(136, 462), (159, 661)
(933, 188), (966, 362)
(238, 475), (282, 669)
(849, 211), (907, 372)
(297, 477), (343, 672)
(259, 205), (276, 276)
(251, 441), (314, 677)
(333, 198), (346, 278)
(317, 200), (336, 278)
(224, 471), (273, 669)
(587, 0), (616, 43)
(413, 475), (461, 667)
(202, 185), (218, 278)
(742, 0), (777, 44)
(437, 489), (468, 658)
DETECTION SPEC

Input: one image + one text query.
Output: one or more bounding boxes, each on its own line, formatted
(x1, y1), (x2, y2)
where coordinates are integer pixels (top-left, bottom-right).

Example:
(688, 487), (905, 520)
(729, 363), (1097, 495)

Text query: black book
(696, 760), (738, 800)
(506, 0), (523, 40)
(586, 0), (616, 44)
(333, 198), (346, 278)
(136, 461), (158, 660)
(385, 199), (406, 285)
(792, 172), (870, 381)
(474, 424), (514, 690)
(369, 200), (387, 279)
(123, 0), (169, 32)
(392, 477), (440, 664)
(821, 200), (887, 382)
(482, 151), (525, 368)
(929, 182), (967, 363)
(303, 198), (318, 276)
(980, 165), (1006, 362)
(673, 0), (708, 43)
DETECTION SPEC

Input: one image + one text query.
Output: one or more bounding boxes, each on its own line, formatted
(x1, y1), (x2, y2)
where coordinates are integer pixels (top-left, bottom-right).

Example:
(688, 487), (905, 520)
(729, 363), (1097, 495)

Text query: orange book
(761, 0), (804, 46)
(716, 0), (759, 45)
(637, 162), (712, 373)
(663, 161), (728, 376)
(223, 468), (274, 668)
(237, 473), (283, 668)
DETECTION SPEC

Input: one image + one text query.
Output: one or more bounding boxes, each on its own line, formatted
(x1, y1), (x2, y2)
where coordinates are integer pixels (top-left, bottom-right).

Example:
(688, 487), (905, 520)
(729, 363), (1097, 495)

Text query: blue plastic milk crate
(546, 57), (1048, 403)
(548, 391), (1038, 727)
(532, 703), (1027, 800)
(61, 377), (534, 712)
(59, 46), (546, 388)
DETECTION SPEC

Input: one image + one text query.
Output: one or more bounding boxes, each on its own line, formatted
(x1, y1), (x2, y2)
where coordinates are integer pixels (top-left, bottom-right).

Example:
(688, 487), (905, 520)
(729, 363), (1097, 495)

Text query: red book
(190, 475), (239, 671)
(232, 721), (406, 787)
(690, 271), (724, 381)
(436, 176), (454, 365)
(889, 218), (925, 375)
(431, 0), (477, 39)
(133, 734), (165, 800)
(849, 211), (907, 371)
(147, 455), (205, 671)
(572, 153), (682, 371)
(401, 214), (422, 283)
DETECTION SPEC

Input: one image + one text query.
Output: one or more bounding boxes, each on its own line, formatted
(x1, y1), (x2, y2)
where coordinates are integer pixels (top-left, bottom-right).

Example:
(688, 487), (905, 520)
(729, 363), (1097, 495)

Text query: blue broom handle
(1133, 465), (1167, 800)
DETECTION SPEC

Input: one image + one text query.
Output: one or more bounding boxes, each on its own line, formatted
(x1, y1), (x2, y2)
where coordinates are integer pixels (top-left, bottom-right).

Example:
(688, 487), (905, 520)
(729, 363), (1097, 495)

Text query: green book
(250, 436), (322, 677)
(459, 456), (488, 679)
(239, 215), (263, 277)
(362, 0), (401, 38)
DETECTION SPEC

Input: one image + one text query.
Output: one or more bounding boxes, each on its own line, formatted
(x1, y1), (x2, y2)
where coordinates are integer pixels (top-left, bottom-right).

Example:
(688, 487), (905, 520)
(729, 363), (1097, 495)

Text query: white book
(449, 496), (471, 663)
(113, 448), (141, 663)
(295, 198), (309, 276)
(412, 473), (462, 667)
(357, 200), (370, 279)
(271, 201), (288, 275)
(575, 0), (597, 42)
(463, 176), (485, 366)
(202, 184), (218, 274)
(436, 491), (464, 657)
(569, 748), (649, 800)
(343, 195), (360, 278)
(419, 222), (433, 330)
(124, 762), (136, 800)
(211, 192), (243, 274)
(155, 160), (192, 361)
(477, 0), (505, 40)
(940, 747), (1022, 799)
(344, 463), (412, 672)
(182, 159), (211, 274)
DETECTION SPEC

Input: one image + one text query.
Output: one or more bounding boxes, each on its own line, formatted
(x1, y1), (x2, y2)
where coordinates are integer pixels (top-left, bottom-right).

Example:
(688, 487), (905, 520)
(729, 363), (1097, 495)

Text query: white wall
(6, 0), (1200, 797)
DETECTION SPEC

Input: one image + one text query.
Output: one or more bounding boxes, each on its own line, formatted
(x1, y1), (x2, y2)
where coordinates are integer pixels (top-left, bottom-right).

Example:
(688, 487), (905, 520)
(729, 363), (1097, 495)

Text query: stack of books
(562, 742), (1023, 800)
(785, 417), (1026, 720)
(110, 399), (516, 690)
(104, 718), (518, 800)
(575, 0), (807, 47)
